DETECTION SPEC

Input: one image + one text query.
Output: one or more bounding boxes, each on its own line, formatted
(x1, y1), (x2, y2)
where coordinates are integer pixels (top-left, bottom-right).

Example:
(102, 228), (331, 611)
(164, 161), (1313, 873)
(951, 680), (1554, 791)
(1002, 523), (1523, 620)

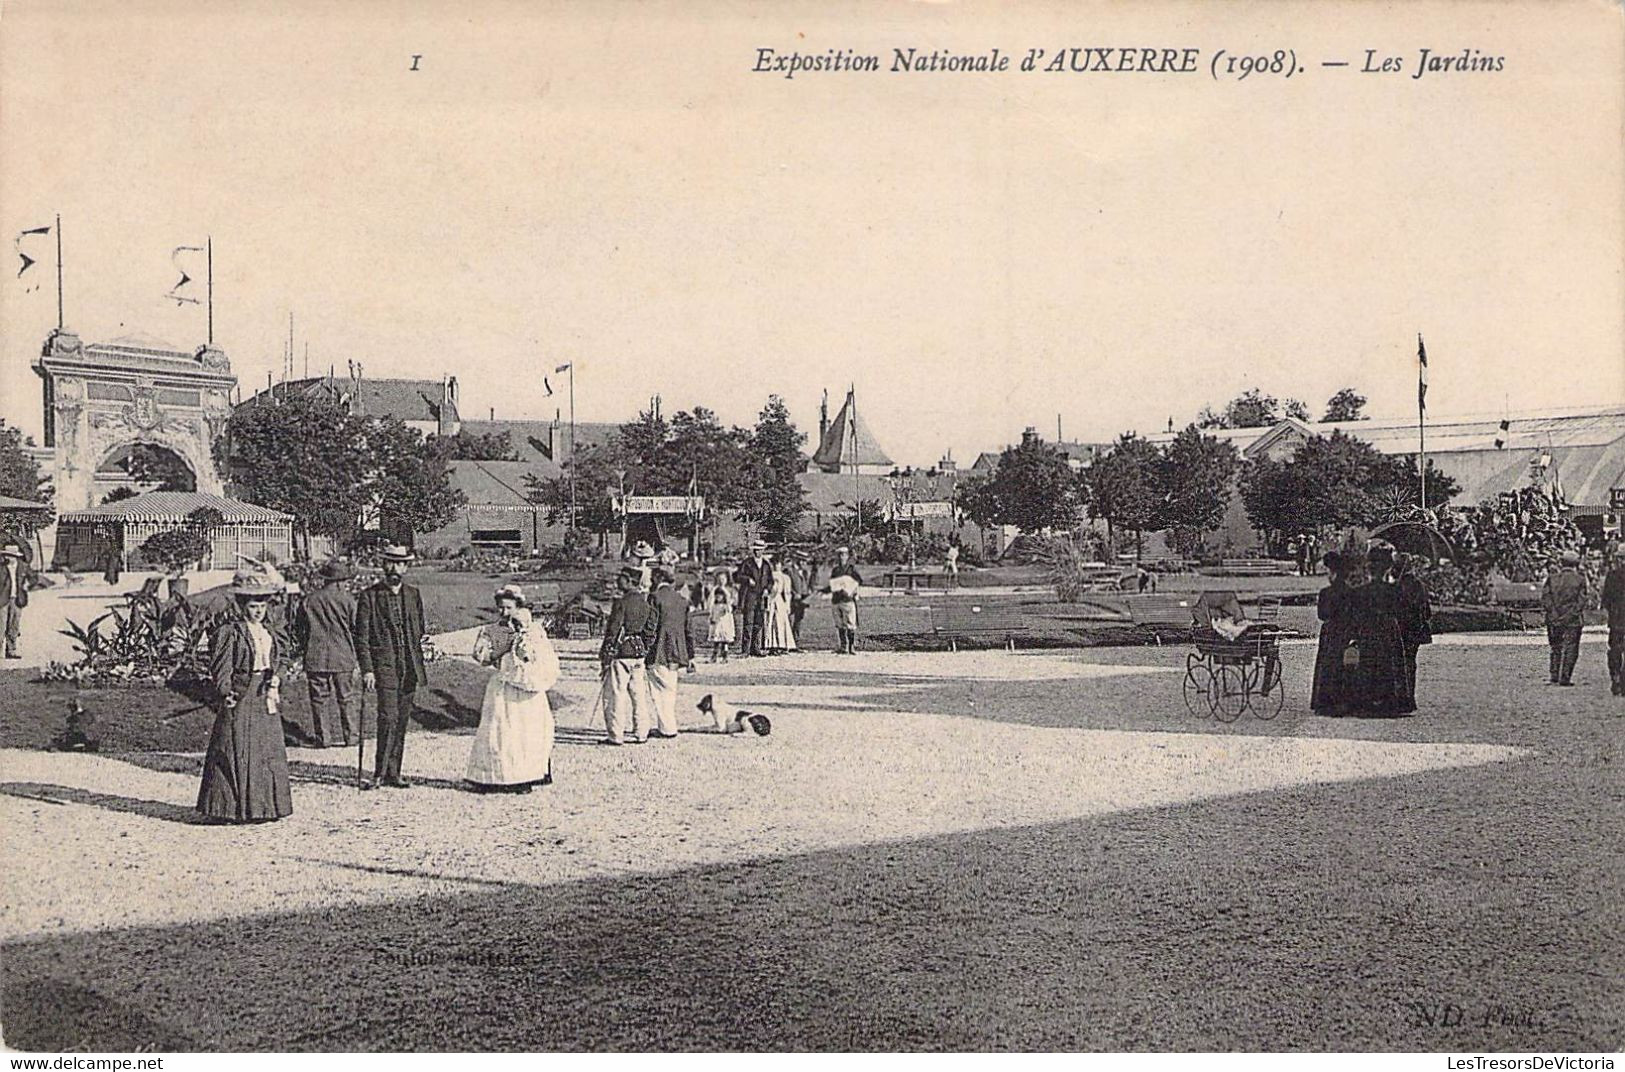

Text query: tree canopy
(1157, 425), (1239, 554)
(1085, 433), (1163, 551)
(1198, 388), (1310, 429)
(1321, 387), (1369, 423)
(0, 420), (53, 536)
(955, 433), (1081, 534)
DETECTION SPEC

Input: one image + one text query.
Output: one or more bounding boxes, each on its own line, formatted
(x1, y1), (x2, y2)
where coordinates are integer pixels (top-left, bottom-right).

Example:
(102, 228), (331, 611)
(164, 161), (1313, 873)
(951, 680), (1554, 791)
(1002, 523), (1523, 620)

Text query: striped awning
(58, 491), (291, 524)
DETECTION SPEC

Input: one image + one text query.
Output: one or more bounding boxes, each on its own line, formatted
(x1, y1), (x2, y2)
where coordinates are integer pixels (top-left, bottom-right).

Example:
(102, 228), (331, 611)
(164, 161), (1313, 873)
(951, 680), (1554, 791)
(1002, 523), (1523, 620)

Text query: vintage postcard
(0, 0), (1620, 1058)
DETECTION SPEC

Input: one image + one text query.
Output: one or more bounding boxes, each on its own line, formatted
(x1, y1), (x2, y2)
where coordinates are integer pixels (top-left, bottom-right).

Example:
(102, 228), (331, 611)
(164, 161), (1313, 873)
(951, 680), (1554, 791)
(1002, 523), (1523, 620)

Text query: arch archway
(94, 442), (198, 501)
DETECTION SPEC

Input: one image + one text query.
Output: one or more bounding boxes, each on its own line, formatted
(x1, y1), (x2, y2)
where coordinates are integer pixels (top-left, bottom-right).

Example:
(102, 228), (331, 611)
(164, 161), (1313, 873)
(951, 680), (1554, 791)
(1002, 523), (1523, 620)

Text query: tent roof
(59, 492), (291, 523)
(812, 389), (893, 469)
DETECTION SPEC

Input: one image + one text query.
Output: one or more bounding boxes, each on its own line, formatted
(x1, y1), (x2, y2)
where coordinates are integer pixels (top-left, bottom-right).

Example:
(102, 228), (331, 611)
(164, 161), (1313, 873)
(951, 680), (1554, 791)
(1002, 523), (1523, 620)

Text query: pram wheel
(1183, 660), (1215, 719)
(1211, 664), (1249, 722)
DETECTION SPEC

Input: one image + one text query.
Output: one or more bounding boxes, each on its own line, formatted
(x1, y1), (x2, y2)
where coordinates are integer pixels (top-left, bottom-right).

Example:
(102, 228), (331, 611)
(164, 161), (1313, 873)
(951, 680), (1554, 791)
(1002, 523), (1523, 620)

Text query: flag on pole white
(13, 225), (50, 292)
(555, 362), (572, 373)
(167, 245), (205, 306)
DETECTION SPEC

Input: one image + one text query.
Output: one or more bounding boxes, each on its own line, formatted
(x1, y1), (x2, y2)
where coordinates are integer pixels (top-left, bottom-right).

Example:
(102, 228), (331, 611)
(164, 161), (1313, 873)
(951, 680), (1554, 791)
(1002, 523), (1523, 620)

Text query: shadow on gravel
(3, 754), (1619, 1052)
(0, 781), (210, 826)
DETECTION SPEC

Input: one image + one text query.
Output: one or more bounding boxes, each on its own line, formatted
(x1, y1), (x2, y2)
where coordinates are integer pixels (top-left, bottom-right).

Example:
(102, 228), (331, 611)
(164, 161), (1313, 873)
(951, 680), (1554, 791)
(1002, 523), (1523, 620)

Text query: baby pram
(1181, 590), (1286, 722)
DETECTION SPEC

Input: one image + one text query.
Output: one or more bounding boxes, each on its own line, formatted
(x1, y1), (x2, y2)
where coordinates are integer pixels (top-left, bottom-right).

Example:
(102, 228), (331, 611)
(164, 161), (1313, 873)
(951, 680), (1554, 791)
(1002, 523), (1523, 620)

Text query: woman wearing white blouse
(466, 584), (560, 793)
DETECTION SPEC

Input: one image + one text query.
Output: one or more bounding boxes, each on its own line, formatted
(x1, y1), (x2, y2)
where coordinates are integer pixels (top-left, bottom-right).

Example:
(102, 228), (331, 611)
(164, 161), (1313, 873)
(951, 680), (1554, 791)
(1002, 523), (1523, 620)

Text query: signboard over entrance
(1611, 487), (1625, 511)
(612, 494), (705, 516)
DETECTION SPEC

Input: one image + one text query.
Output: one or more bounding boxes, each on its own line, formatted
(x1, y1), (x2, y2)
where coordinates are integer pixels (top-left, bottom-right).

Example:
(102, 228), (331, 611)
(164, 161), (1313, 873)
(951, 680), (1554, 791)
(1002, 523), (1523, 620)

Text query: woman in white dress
(466, 584), (560, 794)
(764, 557), (798, 654)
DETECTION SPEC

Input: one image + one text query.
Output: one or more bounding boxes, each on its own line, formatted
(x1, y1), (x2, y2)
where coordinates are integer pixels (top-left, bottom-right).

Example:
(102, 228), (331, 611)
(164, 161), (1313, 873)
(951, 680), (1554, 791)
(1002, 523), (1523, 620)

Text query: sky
(2, 0), (1621, 467)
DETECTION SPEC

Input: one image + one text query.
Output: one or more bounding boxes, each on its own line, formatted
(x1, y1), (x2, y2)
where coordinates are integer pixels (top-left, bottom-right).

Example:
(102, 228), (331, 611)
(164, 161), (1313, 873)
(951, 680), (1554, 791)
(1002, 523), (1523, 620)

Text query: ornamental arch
(34, 328), (235, 512)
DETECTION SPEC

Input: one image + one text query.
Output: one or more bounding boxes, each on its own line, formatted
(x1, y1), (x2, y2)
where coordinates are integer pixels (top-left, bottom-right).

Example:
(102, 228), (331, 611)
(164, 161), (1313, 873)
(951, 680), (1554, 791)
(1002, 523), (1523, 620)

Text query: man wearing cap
(645, 565), (695, 738)
(0, 543), (35, 659)
(1541, 548), (1588, 687)
(788, 553), (812, 645)
(826, 546), (865, 655)
(599, 565), (660, 744)
(354, 545), (429, 787)
(734, 540), (774, 657)
(296, 560), (360, 747)
(1601, 542), (1625, 697)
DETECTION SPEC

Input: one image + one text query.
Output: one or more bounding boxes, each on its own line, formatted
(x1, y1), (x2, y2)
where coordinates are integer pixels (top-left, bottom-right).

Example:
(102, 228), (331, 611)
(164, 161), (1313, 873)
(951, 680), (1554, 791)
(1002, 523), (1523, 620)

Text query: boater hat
(317, 560), (354, 580)
(378, 544), (415, 563)
(493, 582), (527, 605)
(0, 543), (24, 559)
(1560, 549), (1581, 565)
(631, 540), (656, 559)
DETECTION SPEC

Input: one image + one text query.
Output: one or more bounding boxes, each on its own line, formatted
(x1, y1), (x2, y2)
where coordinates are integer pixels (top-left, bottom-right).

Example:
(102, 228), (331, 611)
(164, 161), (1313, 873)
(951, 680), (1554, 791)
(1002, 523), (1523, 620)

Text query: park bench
(1491, 580), (1544, 629)
(883, 568), (951, 591)
(1199, 558), (1294, 577)
(1123, 593), (1198, 644)
(929, 600), (1027, 652)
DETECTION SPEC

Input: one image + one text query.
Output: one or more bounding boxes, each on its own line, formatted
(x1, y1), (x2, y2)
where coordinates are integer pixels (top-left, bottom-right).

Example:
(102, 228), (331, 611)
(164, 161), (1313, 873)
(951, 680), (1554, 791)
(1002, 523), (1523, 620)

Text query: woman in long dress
(1310, 550), (1352, 715)
(466, 584), (560, 793)
(1339, 548), (1409, 716)
(198, 568), (293, 823)
(764, 557), (798, 654)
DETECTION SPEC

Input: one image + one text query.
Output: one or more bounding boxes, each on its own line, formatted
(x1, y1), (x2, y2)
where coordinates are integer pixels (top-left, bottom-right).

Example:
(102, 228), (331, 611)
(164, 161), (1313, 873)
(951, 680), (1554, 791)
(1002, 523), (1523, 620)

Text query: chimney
(439, 375), (460, 435)
(547, 422), (562, 462)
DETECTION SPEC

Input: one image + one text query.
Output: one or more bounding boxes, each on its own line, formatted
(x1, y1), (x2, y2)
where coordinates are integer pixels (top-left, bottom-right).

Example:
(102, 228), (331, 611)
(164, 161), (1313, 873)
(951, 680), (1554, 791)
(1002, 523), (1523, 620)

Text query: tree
(744, 395), (808, 540)
(1197, 389), (1309, 430)
(1237, 430), (1460, 550)
(955, 433), (1081, 535)
(0, 420), (53, 534)
(1157, 425), (1239, 555)
(217, 394), (372, 556)
(1322, 387), (1369, 423)
(432, 429), (516, 461)
(101, 487), (140, 505)
(1086, 433), (1164, 558)
(524, 441), (627, 537)
(363, 418), (466, 544)
(139, 507), (224, 572)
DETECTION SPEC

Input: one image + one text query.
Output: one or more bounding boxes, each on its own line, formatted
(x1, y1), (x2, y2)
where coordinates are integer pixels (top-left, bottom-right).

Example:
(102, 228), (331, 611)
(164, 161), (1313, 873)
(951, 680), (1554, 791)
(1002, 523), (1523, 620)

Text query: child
(707, 585), (736, 662)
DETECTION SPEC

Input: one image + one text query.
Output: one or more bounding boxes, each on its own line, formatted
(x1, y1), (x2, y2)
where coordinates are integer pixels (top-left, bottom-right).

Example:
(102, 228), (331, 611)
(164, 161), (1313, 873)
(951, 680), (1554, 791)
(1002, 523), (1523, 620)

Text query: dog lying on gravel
(696, 693), (772, 736)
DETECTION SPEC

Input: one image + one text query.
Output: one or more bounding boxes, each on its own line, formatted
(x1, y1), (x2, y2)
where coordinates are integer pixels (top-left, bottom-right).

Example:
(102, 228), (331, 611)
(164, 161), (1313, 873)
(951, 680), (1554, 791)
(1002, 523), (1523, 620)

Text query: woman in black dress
(1310, 550), (1352, 714)
(1394, 553), (1433, 713)
(197, 568), (293, 823)
(1340, 547), (1409, 717)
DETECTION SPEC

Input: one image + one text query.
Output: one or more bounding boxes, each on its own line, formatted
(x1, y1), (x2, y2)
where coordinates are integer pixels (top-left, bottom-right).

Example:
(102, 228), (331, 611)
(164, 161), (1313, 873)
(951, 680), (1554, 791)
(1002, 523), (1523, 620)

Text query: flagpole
(206, 236), (214, 346)
(55, 214), (63, 330)
(1418, 334), (1428, 514)
(569, 363), (576, 534)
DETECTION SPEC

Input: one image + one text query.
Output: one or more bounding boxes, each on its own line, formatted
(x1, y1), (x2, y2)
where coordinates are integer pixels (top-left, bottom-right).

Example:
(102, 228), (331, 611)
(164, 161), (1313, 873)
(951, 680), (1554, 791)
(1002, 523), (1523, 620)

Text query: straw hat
(377, 544), (415, 563)
(231, 563), (286, 597)
(493, 582), (527, 605)
(0, 543), (24, 560)
(630, 540), (656, 559)
(1560, 549), (1581, 565)
(317, 560), (354, 580)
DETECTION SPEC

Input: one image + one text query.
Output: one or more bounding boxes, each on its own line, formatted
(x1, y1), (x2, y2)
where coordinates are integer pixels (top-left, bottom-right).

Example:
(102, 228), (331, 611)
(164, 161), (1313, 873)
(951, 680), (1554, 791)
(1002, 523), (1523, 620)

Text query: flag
(554, 362), (571, 374)
(543, 376), (554, 397)
(167, 245), (205, 305)
(1494, 418), (1510, 450)
(1417, 334), (1428, 413)
(14, 225), (50, 291)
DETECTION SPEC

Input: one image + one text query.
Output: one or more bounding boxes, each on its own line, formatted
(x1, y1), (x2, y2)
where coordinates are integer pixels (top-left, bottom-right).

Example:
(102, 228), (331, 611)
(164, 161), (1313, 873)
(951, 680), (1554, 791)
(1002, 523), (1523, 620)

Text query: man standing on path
(1602, 542), (1625, 697)
(734, 540), (774, 657)
(645, 566), (694, 739)
(826, 545), (864, 655)
(599, 566), (659, 744)
(354, 545), (429, 788)
(0, 543), (35, 659)
(296, 560), (360, 747)
(944, 542), (960, 586)
(788, 552), (812, 645)
(1541, 548), (1588, 687)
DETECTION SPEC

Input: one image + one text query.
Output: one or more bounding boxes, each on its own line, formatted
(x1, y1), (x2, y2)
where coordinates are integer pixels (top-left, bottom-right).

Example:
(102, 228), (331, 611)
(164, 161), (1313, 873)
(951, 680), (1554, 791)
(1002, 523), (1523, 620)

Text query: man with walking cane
(354, 545), (429, 788)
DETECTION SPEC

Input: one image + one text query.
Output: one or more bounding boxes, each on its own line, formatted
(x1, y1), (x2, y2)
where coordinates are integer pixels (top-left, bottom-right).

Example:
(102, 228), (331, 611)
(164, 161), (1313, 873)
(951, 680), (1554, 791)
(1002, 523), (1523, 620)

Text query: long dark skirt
(1310, 624), (1349, 712)
(198, 670), (293, 822)
(1342, 625), (1409, 716)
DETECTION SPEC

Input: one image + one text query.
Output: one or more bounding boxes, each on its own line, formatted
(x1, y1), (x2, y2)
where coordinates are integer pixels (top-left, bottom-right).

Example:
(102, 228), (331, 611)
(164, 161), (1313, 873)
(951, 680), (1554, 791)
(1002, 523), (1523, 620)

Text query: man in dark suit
(354, 545), (428, 788)
(0, 543), (36, 659)
(645, 566), (695, 739)
(734, 540), (774, 657)
(296, 560), (359, 747)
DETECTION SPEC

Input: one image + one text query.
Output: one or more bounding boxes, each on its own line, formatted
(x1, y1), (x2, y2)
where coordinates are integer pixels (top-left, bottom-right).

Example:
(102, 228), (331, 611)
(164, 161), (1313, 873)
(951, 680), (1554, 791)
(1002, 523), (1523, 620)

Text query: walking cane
(356, 687), (369, 790)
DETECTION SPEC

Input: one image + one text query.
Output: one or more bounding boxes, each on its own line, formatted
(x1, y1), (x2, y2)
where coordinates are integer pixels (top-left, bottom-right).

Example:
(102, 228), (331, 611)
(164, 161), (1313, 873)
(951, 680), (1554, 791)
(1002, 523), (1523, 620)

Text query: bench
(1199, 558), (1294, 577)
(1492, 580), (1544, 629)
(884, 569), (951, 590)
(929, 600), (1027, 651)
(1123, 593), (1198, 645)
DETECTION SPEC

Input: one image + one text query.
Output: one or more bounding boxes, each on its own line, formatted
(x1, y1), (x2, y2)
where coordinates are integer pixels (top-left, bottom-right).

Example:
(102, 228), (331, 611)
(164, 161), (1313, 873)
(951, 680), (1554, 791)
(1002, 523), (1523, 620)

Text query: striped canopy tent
(54, 491), (293, 572)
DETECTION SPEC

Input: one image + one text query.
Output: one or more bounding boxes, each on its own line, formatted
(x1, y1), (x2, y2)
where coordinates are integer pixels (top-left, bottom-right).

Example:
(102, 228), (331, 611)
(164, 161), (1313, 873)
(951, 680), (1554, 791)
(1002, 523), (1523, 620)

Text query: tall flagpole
(1418, 334), (1428, 514)
(55, 214), (63, 330)
(206, 236), (214, 346)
